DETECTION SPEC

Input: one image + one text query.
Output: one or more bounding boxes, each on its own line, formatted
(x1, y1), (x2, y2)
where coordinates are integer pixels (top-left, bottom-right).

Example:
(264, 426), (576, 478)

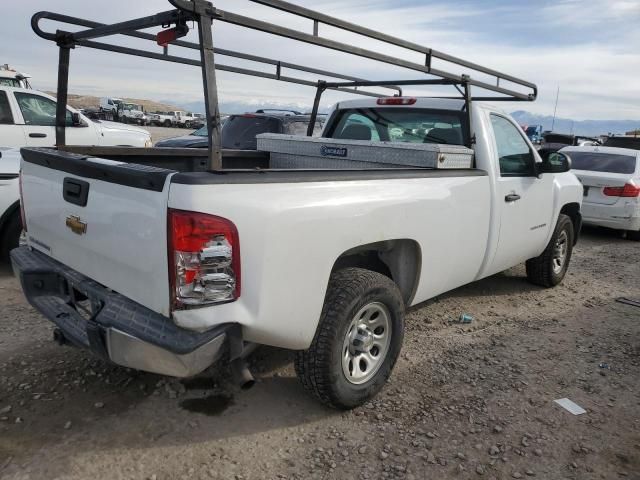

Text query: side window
(14, 92), (72, 126)
(490, 114), (534, 176)
(0, 91), (15, 125)
(333, 113), (380, 141)
(285, 121), (324, 137)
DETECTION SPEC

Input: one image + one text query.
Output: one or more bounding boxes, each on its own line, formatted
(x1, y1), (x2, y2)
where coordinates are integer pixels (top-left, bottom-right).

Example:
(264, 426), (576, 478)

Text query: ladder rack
(32, 0), (537, 170)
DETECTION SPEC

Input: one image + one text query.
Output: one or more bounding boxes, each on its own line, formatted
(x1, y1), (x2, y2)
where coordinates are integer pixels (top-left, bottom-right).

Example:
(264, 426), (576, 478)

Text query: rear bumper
(582, 201), (640, 232)
(10, 246), (233, 377)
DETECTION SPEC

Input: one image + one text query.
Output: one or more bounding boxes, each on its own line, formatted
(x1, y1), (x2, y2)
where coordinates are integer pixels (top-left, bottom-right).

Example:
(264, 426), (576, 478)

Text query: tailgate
(20, 147), (174, 316)
(573, 170), (631, 205)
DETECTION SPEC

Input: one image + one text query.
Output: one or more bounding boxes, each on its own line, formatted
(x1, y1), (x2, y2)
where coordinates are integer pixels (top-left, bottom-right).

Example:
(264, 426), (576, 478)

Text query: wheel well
(560, 202), (581, 244)
(331, 239), (421, 305)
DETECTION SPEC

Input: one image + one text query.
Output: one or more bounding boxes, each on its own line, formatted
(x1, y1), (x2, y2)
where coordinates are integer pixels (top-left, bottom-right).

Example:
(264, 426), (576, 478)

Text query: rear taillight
(603, 183), (640, 197)
(18, 171), (26, 232)
(168, 209), (240, 310)
(376, 97), (417, 105)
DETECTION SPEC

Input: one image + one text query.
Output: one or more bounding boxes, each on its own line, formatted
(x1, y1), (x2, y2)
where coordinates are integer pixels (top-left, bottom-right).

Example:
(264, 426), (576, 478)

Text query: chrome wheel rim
(552, 230), (568, 274)
(342, 302), (392, 385)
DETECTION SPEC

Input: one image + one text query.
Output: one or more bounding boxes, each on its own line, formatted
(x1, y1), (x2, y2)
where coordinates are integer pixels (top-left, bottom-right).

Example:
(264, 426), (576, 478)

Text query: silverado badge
(65, 215), (87, 235)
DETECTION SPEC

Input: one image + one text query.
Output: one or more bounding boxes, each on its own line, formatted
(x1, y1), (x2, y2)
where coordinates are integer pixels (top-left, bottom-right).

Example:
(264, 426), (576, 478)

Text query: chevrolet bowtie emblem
(65, 215), (87, 235)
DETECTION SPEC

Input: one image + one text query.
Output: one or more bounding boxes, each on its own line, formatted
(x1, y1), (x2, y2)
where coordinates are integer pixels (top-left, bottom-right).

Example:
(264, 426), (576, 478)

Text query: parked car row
(154, 111), (324, 148)
(99, 96), (204, 128)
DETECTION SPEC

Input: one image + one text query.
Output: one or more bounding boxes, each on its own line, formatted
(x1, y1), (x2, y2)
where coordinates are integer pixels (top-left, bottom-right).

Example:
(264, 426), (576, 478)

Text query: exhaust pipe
(230, 358), (255, 390)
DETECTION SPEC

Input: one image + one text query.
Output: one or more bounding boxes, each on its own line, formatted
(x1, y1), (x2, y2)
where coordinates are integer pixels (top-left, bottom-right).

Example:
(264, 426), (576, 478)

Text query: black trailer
(32, 0), (537, 170)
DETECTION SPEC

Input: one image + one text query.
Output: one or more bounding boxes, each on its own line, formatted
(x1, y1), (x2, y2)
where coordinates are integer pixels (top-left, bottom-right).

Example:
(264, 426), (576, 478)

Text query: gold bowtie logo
(65, 215), (87, 235)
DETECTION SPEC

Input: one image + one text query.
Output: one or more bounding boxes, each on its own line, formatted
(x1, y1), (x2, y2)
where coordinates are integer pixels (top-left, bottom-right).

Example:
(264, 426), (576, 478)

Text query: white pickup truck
(12, 97), (583, 408)
(118, 102), (149, 125)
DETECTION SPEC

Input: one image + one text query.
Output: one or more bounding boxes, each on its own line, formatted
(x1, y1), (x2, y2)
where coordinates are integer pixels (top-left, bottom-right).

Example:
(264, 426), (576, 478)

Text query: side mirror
(71, 112), (87, 127)
(537, 150), (571, 175)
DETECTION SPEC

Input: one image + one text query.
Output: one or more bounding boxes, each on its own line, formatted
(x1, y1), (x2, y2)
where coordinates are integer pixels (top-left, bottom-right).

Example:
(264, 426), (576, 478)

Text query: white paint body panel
(169, 175), (490, 348)
(0, 87), (151, 148)
(18, 98), (583, 350)
(20, 160), (172, 316)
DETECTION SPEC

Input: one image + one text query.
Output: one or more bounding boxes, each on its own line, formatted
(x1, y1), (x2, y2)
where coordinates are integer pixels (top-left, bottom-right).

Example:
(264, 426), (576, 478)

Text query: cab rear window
(569, 151), (637, 174)
(327, 108), (467, 145)
(221, 116), (282, 149)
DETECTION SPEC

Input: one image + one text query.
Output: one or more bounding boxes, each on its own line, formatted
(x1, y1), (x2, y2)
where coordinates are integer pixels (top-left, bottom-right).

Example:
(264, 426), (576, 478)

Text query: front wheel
(295, 268), (405, 409)
(526, 214), (574, 287)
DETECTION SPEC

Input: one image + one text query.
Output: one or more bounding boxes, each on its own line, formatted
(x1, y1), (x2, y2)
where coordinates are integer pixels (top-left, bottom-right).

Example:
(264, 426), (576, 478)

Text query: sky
(2, 0), (639, 121)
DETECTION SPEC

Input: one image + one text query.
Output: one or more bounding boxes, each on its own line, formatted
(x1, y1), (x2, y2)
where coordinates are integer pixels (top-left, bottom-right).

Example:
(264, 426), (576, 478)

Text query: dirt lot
(146, 126), (191, 145)
(0, 227), (638, 480)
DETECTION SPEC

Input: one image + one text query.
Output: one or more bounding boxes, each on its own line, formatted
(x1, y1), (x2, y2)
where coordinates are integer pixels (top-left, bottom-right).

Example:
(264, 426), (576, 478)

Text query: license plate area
(63, 283), (104, 321)
(23, 271), (104, 321)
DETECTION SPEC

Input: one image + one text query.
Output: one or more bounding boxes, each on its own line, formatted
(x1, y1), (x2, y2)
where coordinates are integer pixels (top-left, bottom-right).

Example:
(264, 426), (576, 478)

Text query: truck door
(487, 113), (553, 274)
(14, 91), (97, 146)
(0, 90), (26, 147)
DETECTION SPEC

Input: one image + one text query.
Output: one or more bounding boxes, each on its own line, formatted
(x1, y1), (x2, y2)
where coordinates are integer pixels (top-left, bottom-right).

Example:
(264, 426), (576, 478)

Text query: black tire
(627, 229), (640, 241)
(184, 121), (191, 129)
(1, 211), (22, 263)
(295, 268), (405, 409)
(526, 214), (574, 288)
(163, 119), (171, 127)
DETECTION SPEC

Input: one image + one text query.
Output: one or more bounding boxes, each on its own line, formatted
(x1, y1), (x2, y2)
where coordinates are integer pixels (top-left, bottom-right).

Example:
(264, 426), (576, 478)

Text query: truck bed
(23, 147), (484, 189)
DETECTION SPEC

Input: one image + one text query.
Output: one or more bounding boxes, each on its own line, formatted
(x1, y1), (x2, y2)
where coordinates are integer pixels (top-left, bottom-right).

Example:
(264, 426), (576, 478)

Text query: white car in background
(562, 145), (640, 240)
(0, 87), (152, 259)
(0, 87), (152, 148)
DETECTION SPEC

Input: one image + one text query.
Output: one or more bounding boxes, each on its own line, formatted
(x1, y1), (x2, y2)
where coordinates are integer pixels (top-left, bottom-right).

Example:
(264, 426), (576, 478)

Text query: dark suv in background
(154, 110), (325, 148)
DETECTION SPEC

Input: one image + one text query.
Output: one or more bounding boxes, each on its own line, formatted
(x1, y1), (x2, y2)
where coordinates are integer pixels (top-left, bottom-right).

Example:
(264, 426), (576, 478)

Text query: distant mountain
(159, 98), (639, 137)
(510, 111), (639, 137)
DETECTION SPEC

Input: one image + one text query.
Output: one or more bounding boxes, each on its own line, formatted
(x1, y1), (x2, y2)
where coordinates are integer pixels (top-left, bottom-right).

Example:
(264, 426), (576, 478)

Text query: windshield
(328, 108), (467, 145)
(123, 104), (141, 111)
(569, 151), (637, 174)
(0, 78), (22, 87)
(221, 116), (282, 149)
(192, 126), (207, 136)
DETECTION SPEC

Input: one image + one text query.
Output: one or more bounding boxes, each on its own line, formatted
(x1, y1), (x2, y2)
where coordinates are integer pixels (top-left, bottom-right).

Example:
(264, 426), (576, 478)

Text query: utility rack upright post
(32, 0), (537, 171)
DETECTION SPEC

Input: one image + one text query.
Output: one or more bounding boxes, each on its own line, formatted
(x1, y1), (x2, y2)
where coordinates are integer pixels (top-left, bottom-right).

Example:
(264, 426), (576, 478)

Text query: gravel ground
(0, 227), (638, 480)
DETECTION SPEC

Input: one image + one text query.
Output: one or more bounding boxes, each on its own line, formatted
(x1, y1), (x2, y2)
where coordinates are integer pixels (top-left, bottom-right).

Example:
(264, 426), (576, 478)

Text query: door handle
(29, 133), (47, 138)
(505, 193), (521, 203)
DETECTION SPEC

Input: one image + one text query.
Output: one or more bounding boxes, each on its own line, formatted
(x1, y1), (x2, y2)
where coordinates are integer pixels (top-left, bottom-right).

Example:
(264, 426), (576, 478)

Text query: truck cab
(0, 64), (31, 89)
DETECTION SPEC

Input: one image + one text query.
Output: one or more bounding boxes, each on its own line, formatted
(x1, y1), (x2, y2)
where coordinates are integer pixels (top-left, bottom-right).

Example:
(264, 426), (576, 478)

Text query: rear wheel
(295, 268), (405, 409)
(163, 119), (172, 127)
(526, 214), (574, 287)
(1, 211), (22, 263)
